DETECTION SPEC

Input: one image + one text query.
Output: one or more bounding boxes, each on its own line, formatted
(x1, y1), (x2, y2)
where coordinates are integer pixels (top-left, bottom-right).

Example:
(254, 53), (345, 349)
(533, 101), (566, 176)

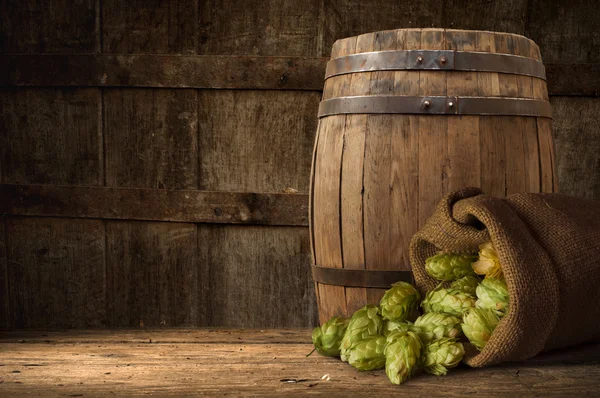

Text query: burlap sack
(409, 187), (600, 367)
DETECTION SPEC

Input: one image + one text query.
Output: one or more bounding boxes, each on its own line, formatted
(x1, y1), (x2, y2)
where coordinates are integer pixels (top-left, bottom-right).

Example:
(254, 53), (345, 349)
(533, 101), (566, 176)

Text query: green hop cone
(384, 331), (422, 385)
(462, 308), (500, 351)
(311, 316), (350, 357)
(450, 275), (481, 296)
(383, 320), (416, 336)
(475, 277), (509, 317)
(340, 305), (383, 362)
(425, 252), (478, 282)
(348, 335), (387, 371)
(379, 281), (421, 322)
(421, 284), (476, 316)
(413, 312), (462, 344)
(421, 338), (465, 376)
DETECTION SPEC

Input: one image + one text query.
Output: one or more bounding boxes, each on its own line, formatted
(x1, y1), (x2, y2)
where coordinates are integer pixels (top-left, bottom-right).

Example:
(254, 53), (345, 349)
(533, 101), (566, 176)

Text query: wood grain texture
(418, 29), (448, 227)
(312, 115), (346, 324)
(552, 97), (600, 199)
(198, 225), (316, 327)
(336, 37), (367, 316)
(537, 117), (558, 193)
(0, 0), (98, 53)
(1, 55), (598, 96)
(199, 0), (320, 56)
(104, 89), (198, 189)
(0, 329), (314, 344)
(106, 221), (197, 327)
(0, 54), (329, 90)
(0, 88), (102, 185)
(198, 90), (319, 193)
(5, 217), (106, 328)
(444, 0), (528, 34)
(321, 0), (443, 57)
(0, 218), (8, 329)
(0, 184), (309, 226)
(102, 0), (197, 54)
(0, 330), (599, 397)
(527, 0), (600, 64)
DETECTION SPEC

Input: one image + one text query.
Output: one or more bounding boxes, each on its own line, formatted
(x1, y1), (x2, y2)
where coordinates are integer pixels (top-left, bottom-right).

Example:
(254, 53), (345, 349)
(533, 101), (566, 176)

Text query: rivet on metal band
(311, 265), (413, 288)
(318, 96), (552, 118)
(325, 50), (546, 80)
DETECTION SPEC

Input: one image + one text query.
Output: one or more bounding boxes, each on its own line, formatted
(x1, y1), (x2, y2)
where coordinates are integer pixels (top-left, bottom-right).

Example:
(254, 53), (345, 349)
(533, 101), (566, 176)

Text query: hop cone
(450, 275), (481, 296)
(383, 320), (416, 336)
(348, 335), (387, 371)
(476, 277), (509, 317)
(340, 305), (383, 362)
(425, 253), (478, 281)
(472, 242), (503, 278)
(421, 284), (476, 316)
(421, 338), (465, 376)
(462, 308), (500, 351)
(379, 281), (421, 322)
(311, 316), (350, 357)
(384, 331), (422, 385)
(414, 312), (462, 344)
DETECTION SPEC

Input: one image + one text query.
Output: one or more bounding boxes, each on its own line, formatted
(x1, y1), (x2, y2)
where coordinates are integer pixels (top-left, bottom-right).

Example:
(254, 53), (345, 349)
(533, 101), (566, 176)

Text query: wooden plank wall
(0, 0), (598, 329)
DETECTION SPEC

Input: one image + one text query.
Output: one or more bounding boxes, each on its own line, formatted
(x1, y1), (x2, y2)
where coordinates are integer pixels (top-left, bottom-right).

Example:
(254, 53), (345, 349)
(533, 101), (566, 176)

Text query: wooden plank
(443, 1), (528, 34)
(445, 31), (481, 194)
(312, 115), (346, 323)
(0, 184), (309, 226)
(527, 0), (600, 64)
(0, 88), (103, 185)
(418, 29), (448, 227)
(105, 221), (197, 327)
(0, 332), (599, 397)
(0, 55), (329, 90)
(199, 0), (320, 56)
(0, 329), (313, 345)
(104, 89), (198, 189)
(505, 118), (528, 195)
(334, 36), (367, 316)
(0, 0), (98, 53)
(522, 117), (542, 193)
(198, 90), (319, 193)
(0, 218), (8, 329)
(445, 30), (478, 96)
(102, 0), (197, 54)
(0, 55), (598, 96)
(537, 118), (558, 193)
(479, 117), (507, 198)
(321, 1), (444, 57)
(198, 225), (316, 327)
(552, 97), (600, 199)
(5, 217), (106, 328)
(389, 30), (419, 273)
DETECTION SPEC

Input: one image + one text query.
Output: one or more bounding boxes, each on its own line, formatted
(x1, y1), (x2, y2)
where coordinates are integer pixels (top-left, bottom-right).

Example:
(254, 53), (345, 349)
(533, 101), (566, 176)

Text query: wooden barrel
(309, 28), (558, 323)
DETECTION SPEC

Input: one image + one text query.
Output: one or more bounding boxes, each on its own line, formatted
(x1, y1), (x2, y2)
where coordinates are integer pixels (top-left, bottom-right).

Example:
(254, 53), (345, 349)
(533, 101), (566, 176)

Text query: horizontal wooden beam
(0, 184), (309, 226)
(0, 55), (598, 95)
(0, 54), (328, 90)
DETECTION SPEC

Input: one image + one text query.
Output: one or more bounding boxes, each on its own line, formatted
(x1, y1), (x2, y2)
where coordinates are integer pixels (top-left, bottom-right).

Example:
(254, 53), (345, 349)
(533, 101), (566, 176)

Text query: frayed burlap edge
(409, 188), (560, 367)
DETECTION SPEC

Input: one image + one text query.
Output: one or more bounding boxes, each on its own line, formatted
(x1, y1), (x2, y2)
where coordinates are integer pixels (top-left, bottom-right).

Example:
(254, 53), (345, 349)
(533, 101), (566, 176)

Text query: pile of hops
(310, 241), (509, 385)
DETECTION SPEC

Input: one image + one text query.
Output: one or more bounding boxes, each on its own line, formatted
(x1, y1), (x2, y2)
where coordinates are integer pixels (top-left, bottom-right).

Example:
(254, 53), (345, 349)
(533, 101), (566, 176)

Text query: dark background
(0, 0), (598, 329)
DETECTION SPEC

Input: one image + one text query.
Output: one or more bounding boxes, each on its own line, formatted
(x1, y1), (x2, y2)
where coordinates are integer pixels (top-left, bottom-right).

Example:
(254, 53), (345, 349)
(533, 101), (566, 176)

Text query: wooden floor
(1, 329), (599, 397)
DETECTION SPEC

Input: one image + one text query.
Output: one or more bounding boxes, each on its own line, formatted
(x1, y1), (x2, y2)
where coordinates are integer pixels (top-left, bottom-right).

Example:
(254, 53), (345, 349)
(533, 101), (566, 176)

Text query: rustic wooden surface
(1, 1), (599, 329)
(0, 329), (599, 397)
(0, 184), (309, 226)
